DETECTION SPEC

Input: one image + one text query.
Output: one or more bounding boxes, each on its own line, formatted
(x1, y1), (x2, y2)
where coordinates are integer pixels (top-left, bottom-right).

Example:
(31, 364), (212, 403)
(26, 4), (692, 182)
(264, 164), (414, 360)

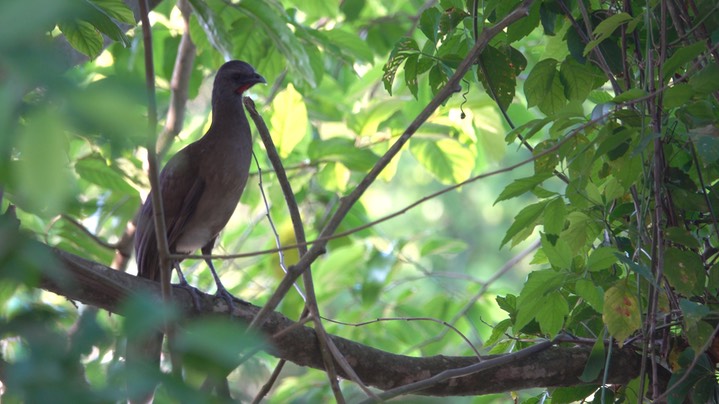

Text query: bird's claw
(176, 280), (203, 312)
(215, 286), (237, 315)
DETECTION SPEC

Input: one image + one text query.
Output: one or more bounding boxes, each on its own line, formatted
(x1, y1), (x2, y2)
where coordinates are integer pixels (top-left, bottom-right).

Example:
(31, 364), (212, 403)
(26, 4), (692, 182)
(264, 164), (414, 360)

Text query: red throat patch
(235, 84), (251, 94)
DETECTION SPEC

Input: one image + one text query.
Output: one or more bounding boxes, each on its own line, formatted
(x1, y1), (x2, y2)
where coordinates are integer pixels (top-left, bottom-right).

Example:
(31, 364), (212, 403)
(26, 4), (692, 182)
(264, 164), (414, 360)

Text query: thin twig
(244, 98), (358, 402)
(137, 0), (180, 374)
(408, 238), (540, 352)
(359, 338), (556, 403)
(323, 316), (482, 358)
(51, 214), (119, 250)
(251, 152), (306, 301)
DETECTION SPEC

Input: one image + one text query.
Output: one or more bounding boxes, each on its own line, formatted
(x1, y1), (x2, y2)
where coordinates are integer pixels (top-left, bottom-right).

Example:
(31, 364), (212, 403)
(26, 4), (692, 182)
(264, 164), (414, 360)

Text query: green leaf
(323, 28), (374, 63)
(237, 0), (318, 87)
(663, 83), (695, 109)
(409, 137), (474, 184)
(494, 172), (552, 204)
(507, 0), (540, 43)
(579, 337), (606, 382)
(541, 233), (573, 269)
(664, 227), (701, 249)
(551, 385), (599, 404)
(308, 138), (379, 172)
(583, 12), (634, 57)
(477, 45), (528, 110)
(270, 84), (308, 158)
(82, 0), (130, 46)
(515, 269), (565, 331)
(612, 88), (648, 103)
(575, 279), (603, 312)
(559, 57), (603, 102)
(688, 64), (719, 96)
(316, 162), (350, 192)
(664, 247), (705, 296)
(419, 7), (441, 43)
(561, 211), (598, 253)
(485, 318), (512, 346)
(404, 54), (419, 99)
(603, 282), (641, 347)
(428, 64), (448, 95)
(535, 292), (568, 336)
(382, 37), (420, 95)
(340, 0), (365, 21)
(542, 197), (566, 235)
(188, 0), (234, 57)
(663, 42), (706, 82)
(616, 255), (658, 287)
(90, 0), (135, 24)
(501, 200), (550, 247)
(689, 128), (719, 164)
(59, 20), (103, 59)
(74, 156), (139, 198)
(505, 117), (551, 144)
(587, 247), (620, 271)
(176, 318), (264, 377)
(524, 58), (567, 116)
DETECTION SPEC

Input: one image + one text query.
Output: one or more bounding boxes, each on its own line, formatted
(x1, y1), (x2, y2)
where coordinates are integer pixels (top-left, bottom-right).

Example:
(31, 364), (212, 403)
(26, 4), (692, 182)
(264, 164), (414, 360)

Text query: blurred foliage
(1, 0), (718, 402)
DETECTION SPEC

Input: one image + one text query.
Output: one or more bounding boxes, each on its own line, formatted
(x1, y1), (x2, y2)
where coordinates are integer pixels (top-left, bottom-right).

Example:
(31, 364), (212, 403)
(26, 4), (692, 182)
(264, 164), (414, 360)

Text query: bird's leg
(201, 243), (237, 314)
(173, 261), (202, 310)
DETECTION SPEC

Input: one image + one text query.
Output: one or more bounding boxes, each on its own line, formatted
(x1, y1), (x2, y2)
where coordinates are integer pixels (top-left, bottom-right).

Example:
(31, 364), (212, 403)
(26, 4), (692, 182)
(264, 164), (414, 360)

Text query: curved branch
(38, 242), (643, 397)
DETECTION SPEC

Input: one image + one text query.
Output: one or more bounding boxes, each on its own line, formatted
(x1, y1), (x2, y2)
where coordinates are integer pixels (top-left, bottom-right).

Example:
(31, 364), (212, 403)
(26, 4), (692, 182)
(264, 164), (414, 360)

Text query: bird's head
(214, 60), (266, 97)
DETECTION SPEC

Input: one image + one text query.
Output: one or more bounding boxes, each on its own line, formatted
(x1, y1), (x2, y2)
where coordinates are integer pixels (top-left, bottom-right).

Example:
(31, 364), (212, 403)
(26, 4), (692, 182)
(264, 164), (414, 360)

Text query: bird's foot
(215, 286), (237, 315)
(176, 280), (203, 312)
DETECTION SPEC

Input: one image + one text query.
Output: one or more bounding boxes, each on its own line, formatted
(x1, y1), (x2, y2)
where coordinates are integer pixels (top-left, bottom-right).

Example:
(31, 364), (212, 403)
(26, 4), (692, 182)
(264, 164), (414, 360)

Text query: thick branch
(39, 243), (643, 396)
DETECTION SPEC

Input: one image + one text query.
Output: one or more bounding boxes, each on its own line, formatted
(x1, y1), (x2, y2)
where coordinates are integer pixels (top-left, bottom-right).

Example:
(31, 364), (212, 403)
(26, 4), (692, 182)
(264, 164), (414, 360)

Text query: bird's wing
(158, 149), (206, 250)
(135, 148), (205, 281)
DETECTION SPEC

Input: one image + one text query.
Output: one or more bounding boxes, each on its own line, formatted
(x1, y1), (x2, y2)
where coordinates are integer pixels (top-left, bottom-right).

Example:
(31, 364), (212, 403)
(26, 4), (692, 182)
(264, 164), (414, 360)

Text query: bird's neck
(208, 96), (249, 139)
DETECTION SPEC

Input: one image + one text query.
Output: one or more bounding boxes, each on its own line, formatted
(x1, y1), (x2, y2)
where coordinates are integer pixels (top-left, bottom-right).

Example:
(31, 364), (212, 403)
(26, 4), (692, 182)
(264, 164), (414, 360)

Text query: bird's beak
(253, 73), (267, 85)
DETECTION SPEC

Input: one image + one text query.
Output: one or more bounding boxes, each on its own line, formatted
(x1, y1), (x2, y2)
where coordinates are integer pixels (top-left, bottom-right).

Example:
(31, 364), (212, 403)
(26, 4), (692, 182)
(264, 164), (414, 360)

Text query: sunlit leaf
(271, 84), (308, 158)
(409, 137), (474, 184)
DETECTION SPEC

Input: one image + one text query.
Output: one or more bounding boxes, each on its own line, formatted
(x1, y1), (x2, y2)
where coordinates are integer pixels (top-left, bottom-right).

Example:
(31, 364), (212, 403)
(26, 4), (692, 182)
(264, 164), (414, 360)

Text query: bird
(127, 60), (265, 403)
(134, 60), (265, 304)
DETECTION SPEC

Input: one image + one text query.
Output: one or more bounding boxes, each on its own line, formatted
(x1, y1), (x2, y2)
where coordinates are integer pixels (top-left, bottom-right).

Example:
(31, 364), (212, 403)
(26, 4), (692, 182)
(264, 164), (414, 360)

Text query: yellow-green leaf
(270, 84), (308, 158)
(603, 282), (641, 347)
(409, 137), (474, 184)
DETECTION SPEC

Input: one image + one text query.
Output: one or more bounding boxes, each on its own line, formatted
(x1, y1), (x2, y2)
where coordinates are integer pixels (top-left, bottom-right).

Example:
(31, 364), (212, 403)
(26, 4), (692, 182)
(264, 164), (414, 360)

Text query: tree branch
(38, 242), (643, 397)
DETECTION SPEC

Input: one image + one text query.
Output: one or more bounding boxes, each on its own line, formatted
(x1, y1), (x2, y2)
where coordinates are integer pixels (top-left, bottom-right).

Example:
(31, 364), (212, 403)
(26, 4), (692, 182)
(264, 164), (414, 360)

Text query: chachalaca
(127, 60), (265, 402)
